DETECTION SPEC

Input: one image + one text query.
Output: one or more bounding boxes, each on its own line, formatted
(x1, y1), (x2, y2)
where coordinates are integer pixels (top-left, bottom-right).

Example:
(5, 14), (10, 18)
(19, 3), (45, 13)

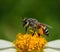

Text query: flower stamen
(13, 32), (47, 52)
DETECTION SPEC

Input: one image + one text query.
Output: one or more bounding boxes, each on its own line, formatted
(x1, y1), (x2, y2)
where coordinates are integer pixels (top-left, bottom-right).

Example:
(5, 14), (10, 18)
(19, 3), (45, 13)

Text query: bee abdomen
(44, 28), (49, 36)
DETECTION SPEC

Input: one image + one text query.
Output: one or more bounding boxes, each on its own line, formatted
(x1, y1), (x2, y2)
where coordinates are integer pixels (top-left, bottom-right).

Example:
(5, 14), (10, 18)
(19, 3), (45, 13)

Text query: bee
(23, 18), (50, 36)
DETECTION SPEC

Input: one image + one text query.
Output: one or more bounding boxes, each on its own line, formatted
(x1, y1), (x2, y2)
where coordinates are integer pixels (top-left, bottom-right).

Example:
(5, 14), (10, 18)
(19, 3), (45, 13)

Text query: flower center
(13, 32), (47, 52)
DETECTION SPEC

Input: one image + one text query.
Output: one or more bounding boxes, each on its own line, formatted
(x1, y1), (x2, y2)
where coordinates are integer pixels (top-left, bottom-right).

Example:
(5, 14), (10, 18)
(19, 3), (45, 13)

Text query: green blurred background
(0, 0), (60, 42)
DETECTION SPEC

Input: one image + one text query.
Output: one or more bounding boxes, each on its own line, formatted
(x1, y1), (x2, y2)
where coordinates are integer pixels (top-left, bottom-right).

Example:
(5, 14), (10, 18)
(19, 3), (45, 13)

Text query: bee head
(23, 18), (29, 27)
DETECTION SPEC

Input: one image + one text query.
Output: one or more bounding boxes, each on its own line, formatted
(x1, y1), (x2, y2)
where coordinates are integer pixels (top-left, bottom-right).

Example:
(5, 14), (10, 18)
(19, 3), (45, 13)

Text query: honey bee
(23, 18), (50, 36)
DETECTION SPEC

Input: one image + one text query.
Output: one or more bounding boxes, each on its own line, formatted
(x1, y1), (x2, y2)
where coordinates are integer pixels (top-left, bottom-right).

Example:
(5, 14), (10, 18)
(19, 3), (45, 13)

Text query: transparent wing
(45, 24), (53, 29)
(40, 22), (53, 29)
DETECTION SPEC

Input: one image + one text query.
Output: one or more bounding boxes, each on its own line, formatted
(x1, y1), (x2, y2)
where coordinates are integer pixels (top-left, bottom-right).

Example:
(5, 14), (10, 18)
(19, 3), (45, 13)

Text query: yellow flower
(13, 32), (47, 52)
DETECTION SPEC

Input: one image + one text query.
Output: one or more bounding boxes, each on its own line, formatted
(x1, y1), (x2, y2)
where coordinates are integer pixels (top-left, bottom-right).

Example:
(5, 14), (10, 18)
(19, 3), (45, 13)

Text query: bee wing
(45, 24), (53, 29)
(40, 22), (53, 29)
(44, 24), (53, 29)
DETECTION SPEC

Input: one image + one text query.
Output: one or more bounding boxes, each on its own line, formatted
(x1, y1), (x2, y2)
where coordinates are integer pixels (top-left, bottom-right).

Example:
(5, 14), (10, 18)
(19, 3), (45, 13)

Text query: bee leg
(38, 33), (40, 36)
(32, 31), (35, 36)
(32, 28), (35, 36)
(25, 27), (28, 34)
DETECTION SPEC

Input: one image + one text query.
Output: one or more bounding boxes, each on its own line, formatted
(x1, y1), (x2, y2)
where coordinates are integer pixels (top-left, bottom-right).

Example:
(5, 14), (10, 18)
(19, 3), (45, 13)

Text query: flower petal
(0, 48), (16, 52)
(0, 39), (15, 49)
(45, 39), (60, 49)
(44, 48), (60, 52)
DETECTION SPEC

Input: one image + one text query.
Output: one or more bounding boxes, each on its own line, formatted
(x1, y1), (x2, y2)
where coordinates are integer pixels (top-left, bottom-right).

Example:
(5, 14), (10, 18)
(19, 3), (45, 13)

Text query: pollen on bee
(38, 28), (43, 35)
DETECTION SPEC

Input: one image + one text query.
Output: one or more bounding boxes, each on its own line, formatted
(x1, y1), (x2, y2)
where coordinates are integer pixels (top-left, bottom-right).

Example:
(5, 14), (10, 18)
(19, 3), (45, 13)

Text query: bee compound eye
(25, 21), (27, 24)
(23, 21), (27, 26)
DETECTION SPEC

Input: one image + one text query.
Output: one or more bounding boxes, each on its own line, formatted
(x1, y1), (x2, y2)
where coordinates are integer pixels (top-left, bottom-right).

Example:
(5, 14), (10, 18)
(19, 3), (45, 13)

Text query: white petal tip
(45, 39), (60, 48)
(0, 39), (15, 49)
(0, 48), (16, 52)
(44, 48), (60, 52)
